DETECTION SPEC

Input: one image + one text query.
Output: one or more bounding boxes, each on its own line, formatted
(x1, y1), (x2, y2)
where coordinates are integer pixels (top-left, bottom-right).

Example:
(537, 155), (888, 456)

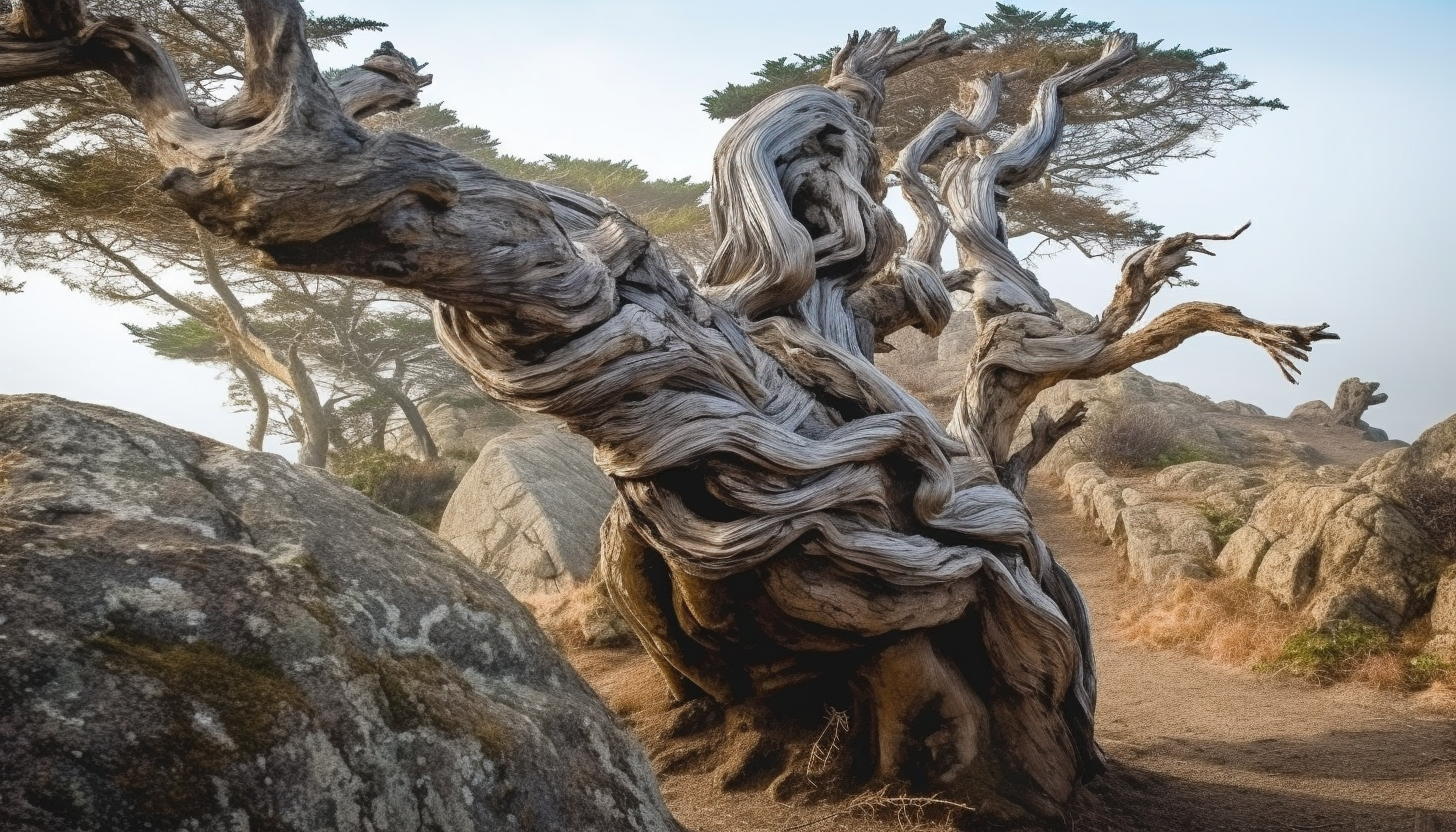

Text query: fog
(2, 0), (1451, 449)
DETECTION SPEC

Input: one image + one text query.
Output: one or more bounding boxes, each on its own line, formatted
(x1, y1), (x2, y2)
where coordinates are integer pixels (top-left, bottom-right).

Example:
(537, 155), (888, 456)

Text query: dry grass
(805, 706), (849, 782)
(1120, 579), (1456, 700)
(1116, 578), (1303, 667)
(1350, 653), (1408, 690)
(780, 785), (974, 831)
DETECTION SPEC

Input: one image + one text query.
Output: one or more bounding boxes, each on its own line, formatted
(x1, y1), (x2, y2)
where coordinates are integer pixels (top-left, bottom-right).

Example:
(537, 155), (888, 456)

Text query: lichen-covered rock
(1428, 569), (1456, 656)
(1065, 462), (1120, 539)
(1150, 461), (1268, 518)
(1216, 400), (1266, 417)
(1061, 464), (1216, 582)
(1113, 502), (1218, 583)
(1151, 462), (1264, 494)
(0, 395), (680, 832)
(1386, 411), (1456, 483)
(1288, 399), (1335, 424)
(438, 423), (616, 597)
(1218, 480), (1441, 630)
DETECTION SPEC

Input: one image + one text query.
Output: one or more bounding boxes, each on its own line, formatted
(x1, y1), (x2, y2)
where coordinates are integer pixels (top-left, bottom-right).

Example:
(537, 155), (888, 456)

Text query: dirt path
(1026, 482), (1456, 832)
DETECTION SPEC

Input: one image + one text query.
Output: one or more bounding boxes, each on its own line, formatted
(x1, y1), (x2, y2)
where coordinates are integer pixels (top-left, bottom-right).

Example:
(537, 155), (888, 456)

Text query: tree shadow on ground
(1139, 726), (1456, 782)
(1051, 758), (1456, 832)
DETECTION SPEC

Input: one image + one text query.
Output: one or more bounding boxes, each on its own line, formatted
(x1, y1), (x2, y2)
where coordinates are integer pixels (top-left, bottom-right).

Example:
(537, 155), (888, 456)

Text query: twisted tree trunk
(0, 2), (1337, 818)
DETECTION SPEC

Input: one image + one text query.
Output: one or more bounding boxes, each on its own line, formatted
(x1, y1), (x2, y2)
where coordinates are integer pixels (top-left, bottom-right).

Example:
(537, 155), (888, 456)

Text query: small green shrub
(1270, 621), (1391, 682)
(1407, 653), (1454, 688)
(1199, 505), (1246, 548)
(1075, 404), (1217, 471)
(330, 447), (460, 530)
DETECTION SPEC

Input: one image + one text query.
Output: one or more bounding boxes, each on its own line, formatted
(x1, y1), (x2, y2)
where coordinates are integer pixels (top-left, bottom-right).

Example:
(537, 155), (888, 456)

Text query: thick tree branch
(999, 401), (1087, 497)
(896, 76), (1003, 272)
(826, 19), (976, 123)
(1076, 301), (1336, 382)
(941, 34), (1139, 321)
(849, 76), (1003, 345)
(1094, 222), (1250, 340)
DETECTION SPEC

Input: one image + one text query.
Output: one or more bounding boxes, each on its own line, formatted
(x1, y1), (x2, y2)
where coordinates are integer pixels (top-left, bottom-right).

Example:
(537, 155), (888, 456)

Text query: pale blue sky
(2, 1), (1452, 447)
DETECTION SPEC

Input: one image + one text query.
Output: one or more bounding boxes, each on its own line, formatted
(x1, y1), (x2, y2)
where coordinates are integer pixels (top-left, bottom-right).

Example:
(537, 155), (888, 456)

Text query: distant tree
(704, 4), (1286, 258)
(0, 0), (391, 465)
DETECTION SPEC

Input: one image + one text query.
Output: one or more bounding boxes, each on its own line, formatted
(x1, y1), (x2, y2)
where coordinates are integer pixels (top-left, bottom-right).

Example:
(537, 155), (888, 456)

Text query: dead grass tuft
(1121, 578), (1456, 699)
(1116, 578), (1302, 667)
(1350, 653), (1408, 690)
(781, 785), (974, 831)
(805, 706), (849, 783)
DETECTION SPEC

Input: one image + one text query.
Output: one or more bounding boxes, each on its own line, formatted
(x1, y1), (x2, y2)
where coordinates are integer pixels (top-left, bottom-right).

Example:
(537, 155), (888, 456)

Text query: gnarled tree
(0, 1), (1336, 818)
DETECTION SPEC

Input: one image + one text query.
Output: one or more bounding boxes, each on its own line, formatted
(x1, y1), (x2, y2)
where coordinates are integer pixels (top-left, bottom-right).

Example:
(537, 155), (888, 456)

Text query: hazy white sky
(1, 0), (1452, 448)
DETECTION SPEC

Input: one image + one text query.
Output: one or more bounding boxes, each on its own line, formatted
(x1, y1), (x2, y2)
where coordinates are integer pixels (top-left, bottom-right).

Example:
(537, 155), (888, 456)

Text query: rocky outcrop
(1288, 378), (1391, 441)
(1063, 463), (1218, 583)
(1216, 400), (1266, 417)
(1149, 461), (1269, 518)
(1217, 480), (1437, 630)
(1288, 399), (1336, 424)
(1117, 500), (1219, 583)
(0, 395), (679, 832)
(1218, 413), (1456, 632)
(438, 423), (615, 597)
(877, 306), (978, 416)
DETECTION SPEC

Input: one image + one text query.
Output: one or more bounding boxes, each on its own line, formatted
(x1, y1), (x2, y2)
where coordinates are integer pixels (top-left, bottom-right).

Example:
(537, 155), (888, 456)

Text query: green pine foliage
(369, 105), (712, 257)
(701, 50), (837, 121)
(701, 4), (1286, 258)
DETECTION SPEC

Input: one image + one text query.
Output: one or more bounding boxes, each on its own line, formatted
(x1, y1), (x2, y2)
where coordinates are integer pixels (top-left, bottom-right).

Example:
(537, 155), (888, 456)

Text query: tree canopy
(0, 0), (714, 461)
(704, 4), (1286, 258)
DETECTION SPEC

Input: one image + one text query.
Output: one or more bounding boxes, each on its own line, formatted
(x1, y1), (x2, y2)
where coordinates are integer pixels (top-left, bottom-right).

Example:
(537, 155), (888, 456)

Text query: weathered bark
(0, 3), (1338, 818)
(939, 46), (1337, 467)
(1332, 377), (1387, 428)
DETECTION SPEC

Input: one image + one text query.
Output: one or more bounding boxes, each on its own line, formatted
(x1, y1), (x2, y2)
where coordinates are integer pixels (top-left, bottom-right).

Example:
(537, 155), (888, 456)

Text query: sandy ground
(1026, 483), (1455, 832)
(561, 480), (1456, 831)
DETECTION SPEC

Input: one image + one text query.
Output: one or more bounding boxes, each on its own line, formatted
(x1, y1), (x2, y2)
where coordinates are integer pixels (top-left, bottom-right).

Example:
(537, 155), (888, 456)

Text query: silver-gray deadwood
(0, 2), (1337, 818)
